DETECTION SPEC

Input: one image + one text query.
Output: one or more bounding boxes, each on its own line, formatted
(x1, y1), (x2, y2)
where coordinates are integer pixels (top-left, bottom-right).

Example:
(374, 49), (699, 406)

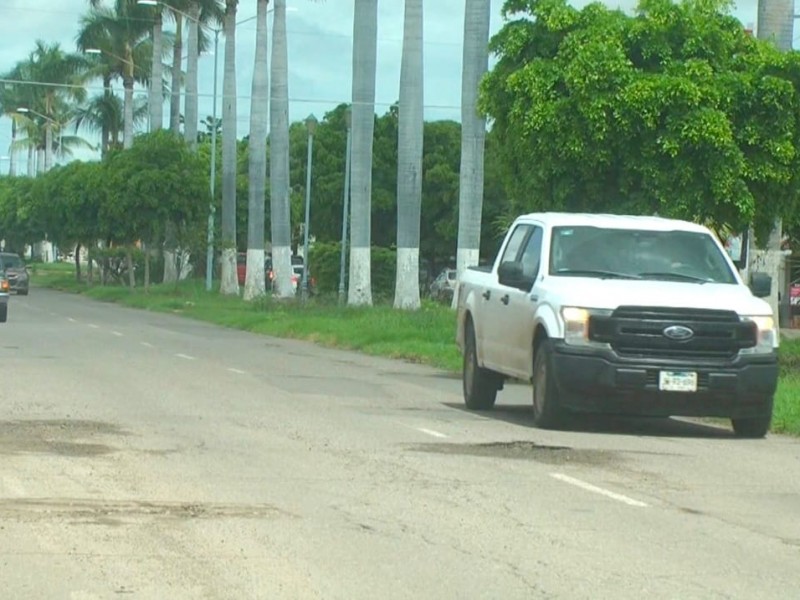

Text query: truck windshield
(549, 226), (737, 284)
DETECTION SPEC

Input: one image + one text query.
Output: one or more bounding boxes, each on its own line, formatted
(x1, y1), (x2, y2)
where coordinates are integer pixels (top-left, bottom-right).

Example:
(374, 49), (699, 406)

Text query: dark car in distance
(0, 252), (29, 295)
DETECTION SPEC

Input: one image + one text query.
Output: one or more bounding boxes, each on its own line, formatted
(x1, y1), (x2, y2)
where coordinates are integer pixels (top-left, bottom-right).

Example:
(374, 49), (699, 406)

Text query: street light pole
(338, 108), (352, 305)
(301, 114), (317, 302)
(206, 27), (220, 292)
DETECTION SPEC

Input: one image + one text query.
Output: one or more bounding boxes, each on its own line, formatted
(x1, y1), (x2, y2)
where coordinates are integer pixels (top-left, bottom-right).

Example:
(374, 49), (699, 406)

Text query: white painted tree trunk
(244, 0), (269, 302)
(269, 0), (294, 299)
(149, 11), (164, 131)
(220, 0), (240, 295)
(394, 0), (424, 310)
(347, 0), (378, 306)
(184, 7), (200, 150)
(453, 0), (490, 309)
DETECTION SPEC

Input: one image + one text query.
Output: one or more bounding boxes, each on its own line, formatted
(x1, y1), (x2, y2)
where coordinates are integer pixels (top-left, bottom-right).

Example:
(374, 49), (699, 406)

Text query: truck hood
(543, 277), (773, 316)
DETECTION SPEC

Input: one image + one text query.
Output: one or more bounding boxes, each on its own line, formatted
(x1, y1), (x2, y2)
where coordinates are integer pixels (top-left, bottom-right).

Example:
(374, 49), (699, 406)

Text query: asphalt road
(1, 288), (798, 599)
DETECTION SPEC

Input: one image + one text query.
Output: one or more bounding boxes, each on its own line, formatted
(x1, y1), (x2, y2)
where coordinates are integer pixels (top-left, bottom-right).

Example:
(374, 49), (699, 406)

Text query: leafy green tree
(104, 130), (207, 288)
(481, 0), (800, 243)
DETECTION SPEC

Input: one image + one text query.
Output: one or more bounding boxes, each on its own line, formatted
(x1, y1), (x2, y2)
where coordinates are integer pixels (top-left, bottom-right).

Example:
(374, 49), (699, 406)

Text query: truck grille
(589, 306), (756, 361)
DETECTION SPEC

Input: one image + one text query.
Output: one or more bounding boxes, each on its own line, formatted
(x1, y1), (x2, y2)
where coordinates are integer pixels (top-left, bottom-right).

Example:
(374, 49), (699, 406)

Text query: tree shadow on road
(441, 402), (736, 439)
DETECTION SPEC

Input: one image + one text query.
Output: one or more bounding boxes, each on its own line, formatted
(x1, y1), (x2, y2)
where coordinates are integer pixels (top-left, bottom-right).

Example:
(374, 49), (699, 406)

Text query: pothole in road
(411, 441), (618, 466)
(0, 498), (294, 524)
(0, 419), (126, 457)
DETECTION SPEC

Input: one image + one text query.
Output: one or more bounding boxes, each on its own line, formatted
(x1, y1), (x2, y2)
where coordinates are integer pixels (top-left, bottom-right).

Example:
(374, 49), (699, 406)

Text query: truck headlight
(740, 316), (777, 355)
(561, 307), (611, 346)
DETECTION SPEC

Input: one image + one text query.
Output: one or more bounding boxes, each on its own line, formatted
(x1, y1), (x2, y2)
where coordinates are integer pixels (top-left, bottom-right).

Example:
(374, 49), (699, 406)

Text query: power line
(0, 77), (463, 111)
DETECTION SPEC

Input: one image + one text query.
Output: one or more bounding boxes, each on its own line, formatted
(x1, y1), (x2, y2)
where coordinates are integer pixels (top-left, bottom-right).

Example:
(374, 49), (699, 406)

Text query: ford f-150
(456, 213), (778, 438)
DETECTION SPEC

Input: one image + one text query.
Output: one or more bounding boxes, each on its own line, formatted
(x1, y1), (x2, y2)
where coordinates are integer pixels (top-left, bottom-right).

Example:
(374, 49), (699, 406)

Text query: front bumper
(551, 341), (778, 419)
(5, 274), (28, 292)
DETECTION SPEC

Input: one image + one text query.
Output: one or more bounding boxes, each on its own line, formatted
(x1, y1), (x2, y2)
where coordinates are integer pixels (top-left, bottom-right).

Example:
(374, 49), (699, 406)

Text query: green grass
(32, 266), (800, 435)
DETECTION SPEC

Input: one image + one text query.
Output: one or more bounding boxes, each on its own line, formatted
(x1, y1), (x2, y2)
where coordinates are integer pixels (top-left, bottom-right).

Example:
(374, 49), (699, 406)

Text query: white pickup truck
(456, 213), (779, 438)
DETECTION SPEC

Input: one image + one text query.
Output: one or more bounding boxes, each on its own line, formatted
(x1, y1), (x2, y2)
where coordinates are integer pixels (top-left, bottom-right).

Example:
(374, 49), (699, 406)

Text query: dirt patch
(411, 441), (618, 466)
(0, 419), (125, 457)
(0, 497), (294, 524)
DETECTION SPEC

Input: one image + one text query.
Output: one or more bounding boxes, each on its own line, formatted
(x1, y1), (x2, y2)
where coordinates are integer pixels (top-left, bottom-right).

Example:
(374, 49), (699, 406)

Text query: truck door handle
(500, 294), (510, 305)
(482, 290), (491, 300)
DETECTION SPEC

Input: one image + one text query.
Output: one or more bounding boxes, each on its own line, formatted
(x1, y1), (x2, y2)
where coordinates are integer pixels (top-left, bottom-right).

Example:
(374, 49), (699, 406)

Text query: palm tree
(184, 1), (224, 149)
(0, 77), (26, 176)
(220, 0), (240, 295)
(393, 0), (424, 310)
(453, 0), (491, 306)
(243, 0), (269, 301)
(74, 91), (148, 153)
(21, 42), (88, 171)
(270, 0), (294, 298)
(77, 2), (153, 149)
(347, 0), (378, 306)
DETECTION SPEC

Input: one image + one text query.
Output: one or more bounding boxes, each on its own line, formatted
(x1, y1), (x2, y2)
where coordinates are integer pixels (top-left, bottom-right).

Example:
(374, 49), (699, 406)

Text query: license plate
(659, 371), (697, 392)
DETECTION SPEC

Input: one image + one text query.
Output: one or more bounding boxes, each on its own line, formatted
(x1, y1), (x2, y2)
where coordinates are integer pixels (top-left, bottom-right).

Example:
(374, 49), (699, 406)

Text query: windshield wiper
(638, 272), (711, 283)
(555, 269), (641, 280)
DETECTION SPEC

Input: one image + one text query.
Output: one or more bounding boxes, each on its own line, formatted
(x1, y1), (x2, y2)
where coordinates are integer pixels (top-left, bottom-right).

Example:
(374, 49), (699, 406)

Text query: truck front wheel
(463, 326), (498, 410)
(731, 401), (773, 438)
(532, 340), (566, 429)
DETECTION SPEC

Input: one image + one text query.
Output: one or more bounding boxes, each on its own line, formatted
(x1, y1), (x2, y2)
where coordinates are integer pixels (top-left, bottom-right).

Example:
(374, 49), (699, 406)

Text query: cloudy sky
(0, 0), (761, 165)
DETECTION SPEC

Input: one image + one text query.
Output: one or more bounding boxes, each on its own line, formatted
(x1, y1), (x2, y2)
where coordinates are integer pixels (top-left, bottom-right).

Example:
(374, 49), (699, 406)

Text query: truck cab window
(520, 227), (543, 280)
(499, 225), (531, 264)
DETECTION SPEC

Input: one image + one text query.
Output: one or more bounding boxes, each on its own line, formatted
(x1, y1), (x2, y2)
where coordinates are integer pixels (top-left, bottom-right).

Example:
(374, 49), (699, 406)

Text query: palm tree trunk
(27, 145), (34, 177)
(184, 6), (200, 149)
(270, 0), (294, 299)
(102, 75), (112, 156)
(44, 123), (53, 172)
(244, 0), (269, 301)
(37, 147), (44, 175)
(453, 0), (491, 307)
(149, 10), (164, 131)
(123, 77), (134, 149)
(170, 13), (183, 134)
(9, 120), (16, 176)
(394, 0), (424, 310)
(220, 0), (240, 295)
(347, 0), (378, 306)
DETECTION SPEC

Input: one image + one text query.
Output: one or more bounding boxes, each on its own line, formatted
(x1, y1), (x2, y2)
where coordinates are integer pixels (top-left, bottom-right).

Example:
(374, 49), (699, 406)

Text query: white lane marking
(67, 317), (77, 323)
(49, 312), (56, 316)
(550, 473), (648, 508)
(88, 324), (100, 329)
(227, 368), (246, 375)
(176, 353), (196, 360)
(111, 331), (123, 337)
(416, 427), (448, 439)
(141, 342), (155, 348)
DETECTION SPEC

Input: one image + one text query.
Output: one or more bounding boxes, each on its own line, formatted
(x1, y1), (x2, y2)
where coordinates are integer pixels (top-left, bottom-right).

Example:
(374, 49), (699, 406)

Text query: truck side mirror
(498, 261), (533, 290)
(749, 272), (772, 298)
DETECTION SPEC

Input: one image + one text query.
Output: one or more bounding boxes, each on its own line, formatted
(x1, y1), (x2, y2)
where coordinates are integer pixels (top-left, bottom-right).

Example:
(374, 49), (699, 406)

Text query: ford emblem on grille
(663, 325), (694, 341)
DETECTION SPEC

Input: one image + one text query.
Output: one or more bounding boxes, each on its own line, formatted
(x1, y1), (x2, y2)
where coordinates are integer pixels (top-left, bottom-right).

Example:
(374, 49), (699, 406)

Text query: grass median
(30, 263), (800, 435)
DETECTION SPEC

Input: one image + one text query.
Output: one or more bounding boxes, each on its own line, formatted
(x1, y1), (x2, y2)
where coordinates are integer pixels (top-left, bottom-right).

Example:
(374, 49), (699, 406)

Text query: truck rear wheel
(463, 325), (498, 410)
(731, 401), (773, 438)
(532, 340), (566, 429)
